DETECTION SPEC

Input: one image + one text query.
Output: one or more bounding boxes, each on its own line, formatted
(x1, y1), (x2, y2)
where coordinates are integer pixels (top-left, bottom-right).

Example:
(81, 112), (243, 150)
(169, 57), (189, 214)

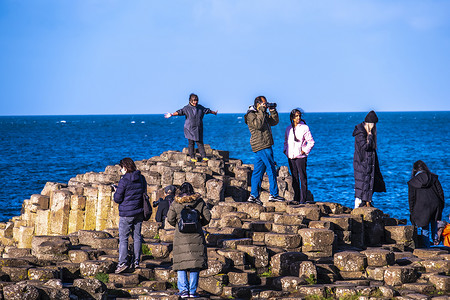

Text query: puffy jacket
(283, 122), (315, 159)
(408, 171), (445, 227)
(113, 170), (146, 217)
(176, 104), (212, 142)
(167, 193), (211, 271)
(245, 106), (279, 153)
(353, 123), (386, 202)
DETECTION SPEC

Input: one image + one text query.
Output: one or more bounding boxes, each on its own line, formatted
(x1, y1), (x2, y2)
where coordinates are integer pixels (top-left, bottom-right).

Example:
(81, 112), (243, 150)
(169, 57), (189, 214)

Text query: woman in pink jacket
(284, 109), (315, 203)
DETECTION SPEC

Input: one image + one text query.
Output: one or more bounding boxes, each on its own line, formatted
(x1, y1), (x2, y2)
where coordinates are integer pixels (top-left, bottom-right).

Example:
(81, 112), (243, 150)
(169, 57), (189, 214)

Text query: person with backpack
(112, 157), (150, 274)
(167, 182), (211, 298)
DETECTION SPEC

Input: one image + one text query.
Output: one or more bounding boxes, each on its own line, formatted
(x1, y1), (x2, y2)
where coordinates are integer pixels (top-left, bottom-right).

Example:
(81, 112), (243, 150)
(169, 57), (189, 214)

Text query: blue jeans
(420, 221), (437, 248)
(118, 214), (143, 265)
(251, 147), (279, 198)
(177, 269), (199, 294)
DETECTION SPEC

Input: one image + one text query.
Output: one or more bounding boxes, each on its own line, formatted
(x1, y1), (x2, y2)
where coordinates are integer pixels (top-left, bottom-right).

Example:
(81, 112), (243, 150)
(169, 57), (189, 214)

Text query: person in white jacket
(283, 109), (315, 203)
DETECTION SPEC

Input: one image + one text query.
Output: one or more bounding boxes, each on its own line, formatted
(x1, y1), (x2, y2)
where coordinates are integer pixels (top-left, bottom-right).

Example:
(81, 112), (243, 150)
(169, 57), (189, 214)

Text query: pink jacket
(284, 122), (315, 159)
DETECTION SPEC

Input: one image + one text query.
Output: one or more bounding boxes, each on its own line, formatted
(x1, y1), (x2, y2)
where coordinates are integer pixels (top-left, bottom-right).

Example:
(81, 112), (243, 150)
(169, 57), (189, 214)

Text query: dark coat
(244, 106), (279, 153)
(408, 172), (445, 227)
(113, 170), (146, 217)
(176, 104), (212, 142)
(155, 195), (174, 228)
(167, 193), (211, 271)
(353, 123), (386, 202)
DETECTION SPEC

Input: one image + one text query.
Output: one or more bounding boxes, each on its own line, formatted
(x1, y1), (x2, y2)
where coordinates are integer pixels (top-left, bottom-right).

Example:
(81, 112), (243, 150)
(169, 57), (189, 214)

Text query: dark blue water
(0, 112), (448, 223)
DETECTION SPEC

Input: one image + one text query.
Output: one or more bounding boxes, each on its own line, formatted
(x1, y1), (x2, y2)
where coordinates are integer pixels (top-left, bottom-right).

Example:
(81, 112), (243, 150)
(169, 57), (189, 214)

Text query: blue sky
(1, 0), (449, 115)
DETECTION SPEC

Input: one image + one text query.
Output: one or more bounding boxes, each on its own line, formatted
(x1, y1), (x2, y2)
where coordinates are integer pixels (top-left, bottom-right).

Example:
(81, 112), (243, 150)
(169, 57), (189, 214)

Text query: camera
(153, 199), (161, 208)
(267, 102), (277, 109)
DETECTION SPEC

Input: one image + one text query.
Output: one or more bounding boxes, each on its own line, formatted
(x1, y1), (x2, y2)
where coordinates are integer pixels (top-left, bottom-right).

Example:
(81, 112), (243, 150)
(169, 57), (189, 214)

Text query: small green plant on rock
(259, 267), (272, 277)
(153, 233), (160, 240)
(305, 274), (317, 285)
(142, 244), (152, 256)
(95, 272), (109, 284)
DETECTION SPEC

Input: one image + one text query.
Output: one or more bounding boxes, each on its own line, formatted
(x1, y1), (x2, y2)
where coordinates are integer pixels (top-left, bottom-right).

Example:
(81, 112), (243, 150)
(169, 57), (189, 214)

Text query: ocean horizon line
(1, 110), (449, 117)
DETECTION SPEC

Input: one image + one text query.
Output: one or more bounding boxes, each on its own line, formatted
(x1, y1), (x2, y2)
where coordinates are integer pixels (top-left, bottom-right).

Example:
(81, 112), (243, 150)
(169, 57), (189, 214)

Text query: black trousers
(288, 157), (308, 203)
(188, 140), (206, 158)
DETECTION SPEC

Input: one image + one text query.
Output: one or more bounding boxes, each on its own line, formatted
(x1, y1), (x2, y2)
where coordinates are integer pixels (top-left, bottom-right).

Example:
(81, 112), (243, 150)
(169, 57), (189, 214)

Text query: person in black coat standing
(353, 110), (386, 208)
(408, 160), (445, 248)
(165, 93), (217, 162)
(113, 157), (148, 273)
(154, 185), (176, 229)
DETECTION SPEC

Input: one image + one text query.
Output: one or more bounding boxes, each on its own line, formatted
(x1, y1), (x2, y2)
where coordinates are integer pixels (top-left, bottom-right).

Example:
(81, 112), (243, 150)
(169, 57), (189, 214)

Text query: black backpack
(178, 205), (200, 233)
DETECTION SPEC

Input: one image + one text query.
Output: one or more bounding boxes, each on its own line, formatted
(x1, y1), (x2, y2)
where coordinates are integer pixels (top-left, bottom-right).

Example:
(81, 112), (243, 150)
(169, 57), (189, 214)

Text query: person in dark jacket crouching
(353, 110), (386, 208)
(113, 157), (148, 274)
(408, 160), (445, 248)
(154, 185), (176, 228)
(167, 182), (211, 298)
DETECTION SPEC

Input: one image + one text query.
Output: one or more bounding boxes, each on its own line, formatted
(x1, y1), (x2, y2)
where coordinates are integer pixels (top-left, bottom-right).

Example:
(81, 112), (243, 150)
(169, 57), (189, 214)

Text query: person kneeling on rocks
(167, 182), (211, 298)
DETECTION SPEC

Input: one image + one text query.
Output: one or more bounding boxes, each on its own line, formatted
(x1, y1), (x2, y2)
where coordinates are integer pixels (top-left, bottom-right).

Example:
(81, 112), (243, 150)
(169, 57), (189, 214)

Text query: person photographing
(245, 95), (285, 205)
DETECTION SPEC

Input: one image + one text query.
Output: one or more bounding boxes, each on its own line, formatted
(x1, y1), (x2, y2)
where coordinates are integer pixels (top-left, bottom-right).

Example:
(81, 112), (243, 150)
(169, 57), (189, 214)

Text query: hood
(352, 122), (365, 137)
(175, 193), (201, 204)
(123, 170), (142, 182)
(244, 105), (257, 124)
(408, 171), (435, 189)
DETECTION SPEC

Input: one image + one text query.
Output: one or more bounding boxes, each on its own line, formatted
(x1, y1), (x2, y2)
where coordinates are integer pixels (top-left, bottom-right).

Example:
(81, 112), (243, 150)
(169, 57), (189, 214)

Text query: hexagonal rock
(428, 274), (450, 291)
(402, 283), (436, 294)
(3, 283), (41, 300)
(198, 275), (226, 296)
(80, 260), (115, 277)
(420, 259), (450, 273)
(264, 233), (301, 249)
(413, 248), (449, 259)
(296, 285), (327, 297)
(27, 267), (60, 281)
(320, 215), (352, 231)
(366, 266), (386, 281)
(384, 225), (415, 243)
(236, 245), (269, 268)
(31, 235), (70, 261)
(144, 243), (171, 259)
(220, 215), (243, 228)
(72, 278), (107, 300)
(291, 261), (317, 280)
(77, 230), (112, 246)
(199, 260), (227, 277)
(334, 251), (367, 272)
(274, 276), (306, 292)
(210, 205), (235, 219)
(286, 205), (321, 221)
(69, 250), (90, 263)
(298, 228), (334, 252)
(383, 266), (418, 286)
(272, 223), (303, 234)
(221, 238), (252, 249)
(361, 249), (395, 267)
(273, 214), (305, 226)
(216, 249), (246, 266)
(236, 203), (265, 219)
(351, 207), (384, 222)
(228, 270), (258, 285)
(108, 273), (140, 288)
(270, 252), (308, 276)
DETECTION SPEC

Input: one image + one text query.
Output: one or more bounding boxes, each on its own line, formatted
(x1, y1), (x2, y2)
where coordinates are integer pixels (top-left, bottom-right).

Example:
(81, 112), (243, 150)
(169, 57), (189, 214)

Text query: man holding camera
(245, 96), (285, 205)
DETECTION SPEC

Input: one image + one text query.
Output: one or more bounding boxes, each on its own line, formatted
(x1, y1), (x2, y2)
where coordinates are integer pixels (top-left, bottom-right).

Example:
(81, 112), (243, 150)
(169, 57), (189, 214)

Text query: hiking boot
(269, 195), (285, 202)
(190, 158), (198, 163)
(133, 261), (140, 269)
(115, 263), (128, 274)
(247, 195), (263, 206)
(189, 292), (200, 298)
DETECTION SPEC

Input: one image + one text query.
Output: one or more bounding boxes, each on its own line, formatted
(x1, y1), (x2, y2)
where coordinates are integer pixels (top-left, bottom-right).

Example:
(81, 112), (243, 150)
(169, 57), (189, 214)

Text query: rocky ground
(0, 146), (449, 299)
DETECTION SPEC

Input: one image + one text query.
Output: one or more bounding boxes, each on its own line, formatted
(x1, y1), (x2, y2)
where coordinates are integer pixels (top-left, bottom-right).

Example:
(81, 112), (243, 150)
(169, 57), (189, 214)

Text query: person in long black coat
(408, 160), (445, 248)
(165, 93), (217, 162)
(353, 110), (386, 208)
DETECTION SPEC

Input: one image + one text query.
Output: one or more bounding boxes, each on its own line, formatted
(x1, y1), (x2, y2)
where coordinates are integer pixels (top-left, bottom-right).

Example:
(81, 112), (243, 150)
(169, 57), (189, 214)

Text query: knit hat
(365, 110), (378, 123)
(164, 185), (176, 195)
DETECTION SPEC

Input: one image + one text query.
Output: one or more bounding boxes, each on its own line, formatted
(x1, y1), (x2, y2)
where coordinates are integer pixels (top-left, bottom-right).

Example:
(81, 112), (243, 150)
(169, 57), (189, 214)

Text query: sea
(0, 112), (449, 224)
